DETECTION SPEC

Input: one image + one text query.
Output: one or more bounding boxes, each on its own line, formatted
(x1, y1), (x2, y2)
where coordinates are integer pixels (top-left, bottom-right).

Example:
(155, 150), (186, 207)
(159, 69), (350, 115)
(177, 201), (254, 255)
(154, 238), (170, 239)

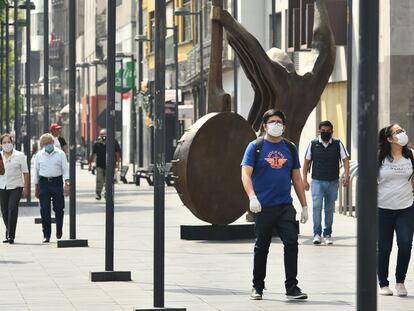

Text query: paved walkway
(0, 166), (412, 310)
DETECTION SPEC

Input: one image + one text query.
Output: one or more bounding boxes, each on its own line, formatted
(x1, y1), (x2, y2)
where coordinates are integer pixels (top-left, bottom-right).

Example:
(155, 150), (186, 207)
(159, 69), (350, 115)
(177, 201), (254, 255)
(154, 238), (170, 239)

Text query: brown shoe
(56, 229), (62, 239)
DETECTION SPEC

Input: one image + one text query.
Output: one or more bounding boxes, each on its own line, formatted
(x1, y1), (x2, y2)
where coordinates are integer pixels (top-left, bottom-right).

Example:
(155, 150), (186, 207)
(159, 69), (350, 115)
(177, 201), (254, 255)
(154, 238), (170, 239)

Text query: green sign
(115, 61), (134, 93)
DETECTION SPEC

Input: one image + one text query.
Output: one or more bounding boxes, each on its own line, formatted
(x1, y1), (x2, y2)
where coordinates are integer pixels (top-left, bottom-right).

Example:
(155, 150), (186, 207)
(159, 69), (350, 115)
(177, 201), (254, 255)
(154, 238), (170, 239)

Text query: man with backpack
(302, 120), (350, 245)
(241, 109), (309, 301)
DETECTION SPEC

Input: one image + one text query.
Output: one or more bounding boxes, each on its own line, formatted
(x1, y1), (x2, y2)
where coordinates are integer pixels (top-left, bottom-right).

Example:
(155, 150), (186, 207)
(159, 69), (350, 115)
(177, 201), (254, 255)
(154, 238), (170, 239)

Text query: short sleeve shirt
(0, 150), (29, 189)
(241, 138), (301, 207)
(92, 140), (121, 169)
(378, 150), (414, 210)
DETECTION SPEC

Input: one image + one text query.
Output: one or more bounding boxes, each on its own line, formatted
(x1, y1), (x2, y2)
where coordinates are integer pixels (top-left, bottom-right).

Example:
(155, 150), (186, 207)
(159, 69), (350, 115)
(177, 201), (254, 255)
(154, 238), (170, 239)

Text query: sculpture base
(34, 217), (55, 224)
(135, 308), (186, 311)
(57, 239), (88, 248)
(180, 222), (299, 241)
(19, 201), (38, 207)
(90, 271), (131, 282)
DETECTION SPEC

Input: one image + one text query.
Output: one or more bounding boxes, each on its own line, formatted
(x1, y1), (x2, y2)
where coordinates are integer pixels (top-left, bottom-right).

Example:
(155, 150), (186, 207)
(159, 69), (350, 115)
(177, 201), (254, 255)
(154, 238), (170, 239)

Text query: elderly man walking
(34, 134), (70, 243)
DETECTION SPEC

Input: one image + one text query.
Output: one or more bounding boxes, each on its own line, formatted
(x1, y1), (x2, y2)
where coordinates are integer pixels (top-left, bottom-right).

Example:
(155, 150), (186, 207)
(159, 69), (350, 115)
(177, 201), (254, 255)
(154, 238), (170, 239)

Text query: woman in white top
(377, 124), (414, 297)
(0, 134), (29, 244)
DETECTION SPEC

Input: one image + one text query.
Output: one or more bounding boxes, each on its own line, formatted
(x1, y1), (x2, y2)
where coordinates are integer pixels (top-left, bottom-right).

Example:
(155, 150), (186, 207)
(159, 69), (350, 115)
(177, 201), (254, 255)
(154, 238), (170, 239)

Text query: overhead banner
(115, 61), (134, 93)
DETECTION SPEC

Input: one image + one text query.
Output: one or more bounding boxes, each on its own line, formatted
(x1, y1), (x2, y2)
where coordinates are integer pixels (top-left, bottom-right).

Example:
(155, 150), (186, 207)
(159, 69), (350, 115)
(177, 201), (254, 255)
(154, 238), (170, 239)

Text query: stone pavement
(0, 166), (413, 310)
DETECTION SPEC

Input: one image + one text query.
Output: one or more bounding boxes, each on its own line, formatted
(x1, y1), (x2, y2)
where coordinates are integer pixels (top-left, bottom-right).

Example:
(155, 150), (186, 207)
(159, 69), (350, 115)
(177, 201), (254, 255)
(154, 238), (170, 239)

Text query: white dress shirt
(0, 150), (29, 190)
(34, 147), (69, 184)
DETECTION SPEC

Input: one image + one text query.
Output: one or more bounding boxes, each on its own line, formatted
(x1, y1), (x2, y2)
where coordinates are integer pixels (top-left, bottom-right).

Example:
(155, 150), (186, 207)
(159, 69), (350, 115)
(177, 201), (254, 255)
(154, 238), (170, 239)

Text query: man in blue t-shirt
(241, 109), (309, 301)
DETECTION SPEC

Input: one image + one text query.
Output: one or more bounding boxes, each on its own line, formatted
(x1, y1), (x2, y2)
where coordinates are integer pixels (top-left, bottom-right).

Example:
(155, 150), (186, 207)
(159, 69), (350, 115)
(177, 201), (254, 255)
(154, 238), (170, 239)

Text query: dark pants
(378, 204), (414, 287)
(253, 204), (298, 292)
(39, 178), (65, 239)
(0, 187), (23, 240)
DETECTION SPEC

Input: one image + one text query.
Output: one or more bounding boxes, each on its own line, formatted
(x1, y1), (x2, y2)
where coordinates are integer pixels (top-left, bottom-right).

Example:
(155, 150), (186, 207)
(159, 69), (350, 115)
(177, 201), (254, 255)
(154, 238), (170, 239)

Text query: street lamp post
(174, 6), (204, 119)
(0, 22), (4, 132)
(77, 62), (91, 159)
(18, 0), (36, 204)
(14, 0), (20, 148)
(5, 3), (10, 132)
(43, 0), (49, 132)
(90, 59), (105, 138)
(56, 0), (88, 248)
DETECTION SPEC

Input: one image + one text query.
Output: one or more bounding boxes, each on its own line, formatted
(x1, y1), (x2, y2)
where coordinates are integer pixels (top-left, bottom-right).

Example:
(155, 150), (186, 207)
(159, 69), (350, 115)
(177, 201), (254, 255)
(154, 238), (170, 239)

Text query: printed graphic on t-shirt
(265, 150), (288, 169)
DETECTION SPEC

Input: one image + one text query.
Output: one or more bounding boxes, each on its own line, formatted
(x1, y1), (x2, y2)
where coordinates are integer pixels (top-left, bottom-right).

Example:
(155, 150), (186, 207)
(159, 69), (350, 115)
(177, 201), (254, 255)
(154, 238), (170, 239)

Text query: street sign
(115, 61), (134, 93)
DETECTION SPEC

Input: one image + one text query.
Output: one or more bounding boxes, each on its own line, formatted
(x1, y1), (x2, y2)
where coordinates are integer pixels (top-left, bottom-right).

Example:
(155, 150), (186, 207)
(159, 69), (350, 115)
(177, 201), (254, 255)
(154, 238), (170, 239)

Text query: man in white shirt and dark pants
(34, 134), (70, 243)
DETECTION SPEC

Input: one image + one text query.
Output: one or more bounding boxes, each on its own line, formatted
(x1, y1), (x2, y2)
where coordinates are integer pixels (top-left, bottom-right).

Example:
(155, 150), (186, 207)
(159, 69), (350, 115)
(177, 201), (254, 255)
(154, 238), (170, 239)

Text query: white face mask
(267, 122), (284, 137)
(395, 132), (409, 146)
(2, 143), (13, 153)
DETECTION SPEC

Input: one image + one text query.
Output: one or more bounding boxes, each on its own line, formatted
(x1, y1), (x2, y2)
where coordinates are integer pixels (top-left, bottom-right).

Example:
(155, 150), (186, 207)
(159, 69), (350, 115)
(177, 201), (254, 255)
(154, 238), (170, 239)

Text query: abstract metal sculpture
(173, 0), (335, 225)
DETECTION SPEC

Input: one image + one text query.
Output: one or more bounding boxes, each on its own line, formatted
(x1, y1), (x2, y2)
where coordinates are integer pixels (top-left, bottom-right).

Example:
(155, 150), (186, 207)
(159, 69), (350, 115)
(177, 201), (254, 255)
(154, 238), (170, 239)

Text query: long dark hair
(378, 124), (414, 167)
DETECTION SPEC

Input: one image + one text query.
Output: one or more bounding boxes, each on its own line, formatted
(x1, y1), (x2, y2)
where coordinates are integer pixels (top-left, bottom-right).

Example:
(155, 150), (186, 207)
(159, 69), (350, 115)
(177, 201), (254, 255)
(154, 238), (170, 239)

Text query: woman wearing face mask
(0, 134), (29, 244)
(377, 124), (414, 297)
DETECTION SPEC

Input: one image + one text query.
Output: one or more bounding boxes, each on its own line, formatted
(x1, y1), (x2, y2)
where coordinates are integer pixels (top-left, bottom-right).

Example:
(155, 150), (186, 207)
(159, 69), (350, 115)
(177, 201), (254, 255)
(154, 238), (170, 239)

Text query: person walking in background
(88, 129), (121, 200)
(241, 109), (308, 301)
(50, 123), (68, 154)
(377, 124), (414, 297)
(34, 134), (70, 243)
(0, 134), (28, 244)
(302, 121), (350, 245)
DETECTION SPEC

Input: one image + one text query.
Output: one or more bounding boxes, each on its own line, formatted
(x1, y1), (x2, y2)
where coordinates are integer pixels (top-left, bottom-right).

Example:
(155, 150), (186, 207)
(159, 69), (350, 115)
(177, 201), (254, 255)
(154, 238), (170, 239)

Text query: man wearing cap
(50, 123), (68, 154)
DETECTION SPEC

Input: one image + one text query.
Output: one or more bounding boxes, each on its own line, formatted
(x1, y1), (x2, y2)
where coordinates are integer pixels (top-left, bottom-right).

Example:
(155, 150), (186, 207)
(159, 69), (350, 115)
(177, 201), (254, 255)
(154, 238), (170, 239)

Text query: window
(149, 12), (155, 53)
(116, 0), (122, 6)
(182, 0), (191, 42)
(269, 12), (281, 49)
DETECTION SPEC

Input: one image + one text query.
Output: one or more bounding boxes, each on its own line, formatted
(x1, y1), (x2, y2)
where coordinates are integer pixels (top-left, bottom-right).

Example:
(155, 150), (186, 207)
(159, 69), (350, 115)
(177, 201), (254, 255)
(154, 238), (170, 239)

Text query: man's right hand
(303, 179), (310, 191)
(249, 196), (262, 213)
(88, 164), (92, 171)
(35, 185), (40, 199)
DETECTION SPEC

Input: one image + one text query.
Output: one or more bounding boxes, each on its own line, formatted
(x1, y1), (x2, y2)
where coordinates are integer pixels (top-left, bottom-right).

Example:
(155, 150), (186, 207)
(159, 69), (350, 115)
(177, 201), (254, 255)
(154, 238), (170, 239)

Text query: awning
(60, 104), (69, 114)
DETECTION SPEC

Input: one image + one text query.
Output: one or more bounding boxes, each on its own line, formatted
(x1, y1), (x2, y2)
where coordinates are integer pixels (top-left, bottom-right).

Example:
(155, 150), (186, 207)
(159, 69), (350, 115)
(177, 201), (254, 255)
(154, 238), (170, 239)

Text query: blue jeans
(311, 179), (339, 237)
(378, 205), (414, 287)
(39, 178), (65, 239)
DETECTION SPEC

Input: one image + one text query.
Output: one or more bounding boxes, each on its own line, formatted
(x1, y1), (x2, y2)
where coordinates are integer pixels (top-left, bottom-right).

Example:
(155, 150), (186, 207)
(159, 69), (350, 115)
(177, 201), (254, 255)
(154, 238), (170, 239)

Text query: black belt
(39, 175), (63, 182)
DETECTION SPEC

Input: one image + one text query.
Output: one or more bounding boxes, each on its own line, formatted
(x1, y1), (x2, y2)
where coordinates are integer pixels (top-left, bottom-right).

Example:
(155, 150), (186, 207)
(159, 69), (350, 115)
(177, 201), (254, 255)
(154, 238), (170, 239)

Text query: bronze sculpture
(213, 0), (336, 145)
(173, 0), (335, 225)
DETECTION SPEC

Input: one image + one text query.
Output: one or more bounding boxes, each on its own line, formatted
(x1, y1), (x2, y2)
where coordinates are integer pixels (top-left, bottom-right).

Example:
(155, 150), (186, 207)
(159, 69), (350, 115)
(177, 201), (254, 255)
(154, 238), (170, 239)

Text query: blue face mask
(45, 144), (54, 154)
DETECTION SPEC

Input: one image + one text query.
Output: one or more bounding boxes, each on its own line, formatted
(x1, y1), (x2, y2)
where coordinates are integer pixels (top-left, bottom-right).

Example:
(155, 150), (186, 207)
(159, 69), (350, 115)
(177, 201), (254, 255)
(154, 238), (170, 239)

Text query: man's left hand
(342, 175), (350, 187)
(22, 187), (28, 199)
(300, 206), (308, 224)
(64, 184), (70, 197)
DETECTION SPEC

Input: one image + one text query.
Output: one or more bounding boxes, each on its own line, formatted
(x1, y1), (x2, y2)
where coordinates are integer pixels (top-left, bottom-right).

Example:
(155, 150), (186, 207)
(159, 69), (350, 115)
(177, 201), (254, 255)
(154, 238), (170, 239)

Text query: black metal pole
(174, 26), (179, 142)
(154, 0), (166, 306)
(120, 58), (123, 168)
(14, 0), (20, 149)
(68, 0), (76, 240)
(346, 0), (352, 158)
(232, 0), (238, 113)
(0, 22), (4, 132)
(95, 63), (98, 137)
(129, 55), (136, 170)
(357, 0), (378, 310)
(198, 10), (204, 118)
(105, 0), (116, 272)
(43, 0), (49, 132)
(5, 4), (10, 132)
(272, 0), (276, 47)
(86, 65), (91, 158)
(138, 0), (143, 168)
(25, 0), (31, 203)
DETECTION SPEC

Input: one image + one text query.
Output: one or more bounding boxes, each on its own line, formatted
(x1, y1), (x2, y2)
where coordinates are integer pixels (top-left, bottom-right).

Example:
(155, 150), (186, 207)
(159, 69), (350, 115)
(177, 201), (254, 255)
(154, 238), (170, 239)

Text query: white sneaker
(324, 235), (333, 245)
(313, 234), (322, 245)
(379, 286), (393, 296)
(395, 283), (407, 297)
